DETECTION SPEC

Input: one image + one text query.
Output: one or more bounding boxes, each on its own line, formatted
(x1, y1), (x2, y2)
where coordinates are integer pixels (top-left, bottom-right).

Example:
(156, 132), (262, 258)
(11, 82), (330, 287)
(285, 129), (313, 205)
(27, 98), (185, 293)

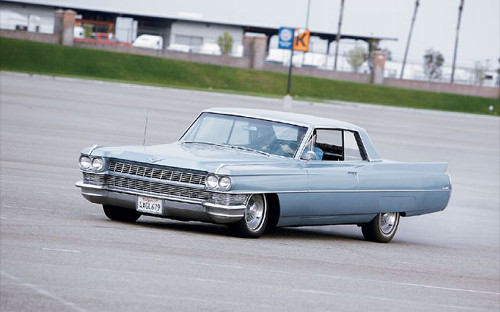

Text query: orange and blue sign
(279, 27), (310, 52)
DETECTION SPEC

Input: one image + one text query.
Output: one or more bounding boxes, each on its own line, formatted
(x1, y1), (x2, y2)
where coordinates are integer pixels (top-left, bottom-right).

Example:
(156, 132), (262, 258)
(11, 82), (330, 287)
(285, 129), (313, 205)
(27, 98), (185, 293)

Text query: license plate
(137, 196), (163, 215)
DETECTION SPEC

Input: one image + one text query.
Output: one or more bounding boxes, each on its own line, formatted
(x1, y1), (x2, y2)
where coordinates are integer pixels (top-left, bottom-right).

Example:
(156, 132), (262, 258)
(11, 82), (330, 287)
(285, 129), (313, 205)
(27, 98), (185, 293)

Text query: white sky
(17, 0), (500, 67)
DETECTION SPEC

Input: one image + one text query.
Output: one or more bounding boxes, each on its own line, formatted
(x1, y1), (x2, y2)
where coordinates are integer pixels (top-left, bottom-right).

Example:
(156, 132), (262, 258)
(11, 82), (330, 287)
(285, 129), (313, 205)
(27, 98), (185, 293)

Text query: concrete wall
(264, 63), (372, 84)
(264, 62), (499, 98)
(384, 78), (500, 98)
(0, 28), (59, 44)
(73, 41), (251, 68)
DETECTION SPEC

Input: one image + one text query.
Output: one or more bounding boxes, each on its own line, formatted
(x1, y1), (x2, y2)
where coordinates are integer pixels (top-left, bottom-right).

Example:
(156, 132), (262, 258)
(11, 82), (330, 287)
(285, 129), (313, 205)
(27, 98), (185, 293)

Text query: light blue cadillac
(76, 108), (451, 243)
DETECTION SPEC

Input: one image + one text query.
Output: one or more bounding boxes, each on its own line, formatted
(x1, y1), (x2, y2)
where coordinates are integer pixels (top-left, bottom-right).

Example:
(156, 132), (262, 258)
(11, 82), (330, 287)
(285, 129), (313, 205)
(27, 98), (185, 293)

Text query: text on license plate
(137, 196), (163, 215)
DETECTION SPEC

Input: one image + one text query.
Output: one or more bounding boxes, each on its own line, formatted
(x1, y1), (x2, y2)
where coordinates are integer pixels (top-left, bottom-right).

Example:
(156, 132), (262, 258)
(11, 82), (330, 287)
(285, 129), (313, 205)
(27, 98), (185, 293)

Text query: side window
(344, 131), (363, 161)
(314, 129), (343, 161)
(303, 129), (366, 161)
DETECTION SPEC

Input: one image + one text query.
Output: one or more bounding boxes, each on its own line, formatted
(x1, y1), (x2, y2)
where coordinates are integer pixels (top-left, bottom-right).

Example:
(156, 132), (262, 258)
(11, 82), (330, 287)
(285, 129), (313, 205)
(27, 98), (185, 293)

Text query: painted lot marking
(1, 270), (87, 312)
(41, 248), (81, 253)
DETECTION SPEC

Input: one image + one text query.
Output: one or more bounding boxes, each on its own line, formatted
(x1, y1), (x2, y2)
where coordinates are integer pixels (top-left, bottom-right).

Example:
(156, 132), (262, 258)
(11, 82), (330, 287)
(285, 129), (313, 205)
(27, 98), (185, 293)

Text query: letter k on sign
(293, 29), (310, 52)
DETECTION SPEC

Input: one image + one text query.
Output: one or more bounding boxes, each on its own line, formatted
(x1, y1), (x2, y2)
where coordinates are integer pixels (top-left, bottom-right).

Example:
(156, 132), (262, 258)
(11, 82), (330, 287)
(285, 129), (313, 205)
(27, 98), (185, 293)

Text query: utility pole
(400, 0), (420, 79)
(451, 0), (464, 83)
(301, 0), (312, 66)
(305, 0), (311, 28)
(333, 0), (345, 71)
(286, 47), (294, 95)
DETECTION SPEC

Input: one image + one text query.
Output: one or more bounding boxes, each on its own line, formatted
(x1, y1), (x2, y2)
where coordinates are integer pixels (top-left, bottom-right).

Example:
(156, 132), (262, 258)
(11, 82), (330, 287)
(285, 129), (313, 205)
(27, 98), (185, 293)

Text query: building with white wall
(169, 21), (243, 56)
(0, 2), (54, 33)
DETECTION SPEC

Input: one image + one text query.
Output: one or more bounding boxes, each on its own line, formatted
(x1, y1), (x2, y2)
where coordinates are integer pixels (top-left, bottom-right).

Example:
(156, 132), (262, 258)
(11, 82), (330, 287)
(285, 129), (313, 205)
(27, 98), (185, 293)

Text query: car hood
(84, 142), (303, 175)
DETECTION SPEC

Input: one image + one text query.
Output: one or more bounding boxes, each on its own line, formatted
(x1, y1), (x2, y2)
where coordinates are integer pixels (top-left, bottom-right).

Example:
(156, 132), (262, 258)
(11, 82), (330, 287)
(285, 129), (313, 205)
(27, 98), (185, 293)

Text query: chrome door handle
(347, 171), (359, 182)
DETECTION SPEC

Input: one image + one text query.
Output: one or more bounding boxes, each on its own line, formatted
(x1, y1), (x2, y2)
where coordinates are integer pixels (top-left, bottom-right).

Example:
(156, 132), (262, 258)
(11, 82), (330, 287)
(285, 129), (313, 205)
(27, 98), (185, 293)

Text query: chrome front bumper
(75, 181), (246, 224)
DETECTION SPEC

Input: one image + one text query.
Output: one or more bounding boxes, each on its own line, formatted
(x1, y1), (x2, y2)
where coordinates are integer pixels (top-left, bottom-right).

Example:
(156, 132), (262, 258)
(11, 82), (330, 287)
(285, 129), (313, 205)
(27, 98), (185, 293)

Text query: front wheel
(103, 205), (142, 222)
(361, 212), (400, 243)
(229, 194), (268, 238)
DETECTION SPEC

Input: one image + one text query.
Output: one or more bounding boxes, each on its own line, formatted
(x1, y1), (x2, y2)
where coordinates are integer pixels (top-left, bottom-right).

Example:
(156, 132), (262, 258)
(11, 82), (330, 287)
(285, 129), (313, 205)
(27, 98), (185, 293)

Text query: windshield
(181, 113), (308, 158)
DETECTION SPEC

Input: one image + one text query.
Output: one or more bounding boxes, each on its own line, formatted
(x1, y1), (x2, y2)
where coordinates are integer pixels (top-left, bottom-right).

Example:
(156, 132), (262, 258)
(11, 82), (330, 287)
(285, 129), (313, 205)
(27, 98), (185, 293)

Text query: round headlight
(91, 157), (104, 171)
(206, 174), (219, 190)
(79, 155), (91, 170)
(218, 176), (232, 191)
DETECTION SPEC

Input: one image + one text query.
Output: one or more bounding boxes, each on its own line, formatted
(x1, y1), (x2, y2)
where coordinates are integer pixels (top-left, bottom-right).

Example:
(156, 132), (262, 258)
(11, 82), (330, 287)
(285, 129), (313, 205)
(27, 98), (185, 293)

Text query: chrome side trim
(77, 181), (449, 196)
(223, 189), (452, 195)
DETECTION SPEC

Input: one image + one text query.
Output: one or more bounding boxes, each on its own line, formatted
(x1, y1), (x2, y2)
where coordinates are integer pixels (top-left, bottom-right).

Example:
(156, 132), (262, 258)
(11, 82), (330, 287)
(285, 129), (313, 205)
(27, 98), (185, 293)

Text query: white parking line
(0, 270), (87, 312)
(41, 248), (81, 253)
(1, 205), (70, 213)
(0, 177), (75, 190)
(316, 273), (500, 296)
(193, 261), (499, 297)
(294, 287), (485, 311)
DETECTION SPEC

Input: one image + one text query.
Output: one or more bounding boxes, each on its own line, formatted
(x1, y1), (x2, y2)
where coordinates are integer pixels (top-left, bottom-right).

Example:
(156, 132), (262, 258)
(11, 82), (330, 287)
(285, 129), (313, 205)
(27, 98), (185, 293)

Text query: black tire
(229, 194), (268, 238)
(103, 205), (142, 222)
(361, 212), (400, 243)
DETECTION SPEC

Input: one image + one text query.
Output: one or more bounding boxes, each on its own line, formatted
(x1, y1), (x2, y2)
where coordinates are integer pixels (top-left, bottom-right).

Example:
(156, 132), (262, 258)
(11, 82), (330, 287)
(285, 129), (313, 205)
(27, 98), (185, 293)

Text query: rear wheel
(361, 212), (400, 243)
(229, 194), (268, 238)
(103, 205), (141, 222)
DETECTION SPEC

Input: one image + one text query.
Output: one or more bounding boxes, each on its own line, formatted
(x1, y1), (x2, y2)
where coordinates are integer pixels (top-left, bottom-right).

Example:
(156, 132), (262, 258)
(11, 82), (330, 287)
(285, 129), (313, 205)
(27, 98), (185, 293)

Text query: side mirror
(305, 150), (317, 161)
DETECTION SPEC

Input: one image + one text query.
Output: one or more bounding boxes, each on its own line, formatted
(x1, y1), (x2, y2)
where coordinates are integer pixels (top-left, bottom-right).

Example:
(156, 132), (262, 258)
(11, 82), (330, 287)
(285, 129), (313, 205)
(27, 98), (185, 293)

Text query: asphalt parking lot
(1, 72), (499, 311)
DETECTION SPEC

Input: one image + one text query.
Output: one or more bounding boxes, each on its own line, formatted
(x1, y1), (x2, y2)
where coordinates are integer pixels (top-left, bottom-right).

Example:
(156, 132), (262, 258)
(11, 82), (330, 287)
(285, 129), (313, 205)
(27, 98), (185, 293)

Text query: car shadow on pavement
(127, 217), (367, 242)
(264, 226), (364, 242)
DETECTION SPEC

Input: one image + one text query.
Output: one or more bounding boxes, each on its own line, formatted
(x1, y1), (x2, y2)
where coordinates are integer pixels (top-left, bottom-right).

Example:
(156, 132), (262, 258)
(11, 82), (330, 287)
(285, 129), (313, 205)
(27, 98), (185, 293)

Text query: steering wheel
(266, 141), (283, 155)
(267, 142), (298, 157)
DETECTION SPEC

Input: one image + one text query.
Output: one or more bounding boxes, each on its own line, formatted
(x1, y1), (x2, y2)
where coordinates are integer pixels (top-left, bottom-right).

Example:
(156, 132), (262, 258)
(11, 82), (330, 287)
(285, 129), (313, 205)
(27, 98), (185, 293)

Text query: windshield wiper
(182, 141), (227, 148)
(231, 145), (270, 157)
(183, 141), (270, 157)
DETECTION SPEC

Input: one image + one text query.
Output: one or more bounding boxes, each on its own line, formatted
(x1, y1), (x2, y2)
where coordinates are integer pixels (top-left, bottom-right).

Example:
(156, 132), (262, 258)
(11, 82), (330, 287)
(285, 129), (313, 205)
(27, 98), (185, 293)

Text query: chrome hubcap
(245, 195), (265, 231)
(379, 212), (397, 235)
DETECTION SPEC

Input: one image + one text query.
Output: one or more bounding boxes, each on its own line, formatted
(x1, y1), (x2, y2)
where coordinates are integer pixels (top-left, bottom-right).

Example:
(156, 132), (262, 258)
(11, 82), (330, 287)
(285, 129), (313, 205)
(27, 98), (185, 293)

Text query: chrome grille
(108, 160), (206, 186)
(107, 176), (211, 201)
(83, 173), (106, 185)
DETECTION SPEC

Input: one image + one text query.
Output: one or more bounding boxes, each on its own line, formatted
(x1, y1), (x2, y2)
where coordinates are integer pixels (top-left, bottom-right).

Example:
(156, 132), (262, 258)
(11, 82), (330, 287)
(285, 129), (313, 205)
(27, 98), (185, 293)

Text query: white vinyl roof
(204, 107), (364, 131)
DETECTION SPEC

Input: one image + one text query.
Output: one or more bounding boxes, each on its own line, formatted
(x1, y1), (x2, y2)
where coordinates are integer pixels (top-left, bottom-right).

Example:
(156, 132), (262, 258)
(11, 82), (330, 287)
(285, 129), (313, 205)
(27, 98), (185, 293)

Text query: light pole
(400, 0), (420, 79)
(333, 0), (345, 71)
(451, 0), (464, 83)
(305, 0), (311, 28)
(301, 0), (312, 66)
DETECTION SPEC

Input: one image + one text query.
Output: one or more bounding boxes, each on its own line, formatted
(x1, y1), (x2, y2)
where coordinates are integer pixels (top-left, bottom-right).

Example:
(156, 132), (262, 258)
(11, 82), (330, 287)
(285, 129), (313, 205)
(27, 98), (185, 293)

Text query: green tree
(423, 49), (444, 80)
(473, 60), (490, 86)
(217, 32), (233, 56)
(346, 46), (368, 73)
(83, 24), (93, 38)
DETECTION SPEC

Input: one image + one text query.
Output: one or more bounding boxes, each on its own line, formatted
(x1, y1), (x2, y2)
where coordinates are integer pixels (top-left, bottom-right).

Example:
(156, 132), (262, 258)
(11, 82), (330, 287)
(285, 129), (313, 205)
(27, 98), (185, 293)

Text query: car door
(303, 129), (367, 219)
